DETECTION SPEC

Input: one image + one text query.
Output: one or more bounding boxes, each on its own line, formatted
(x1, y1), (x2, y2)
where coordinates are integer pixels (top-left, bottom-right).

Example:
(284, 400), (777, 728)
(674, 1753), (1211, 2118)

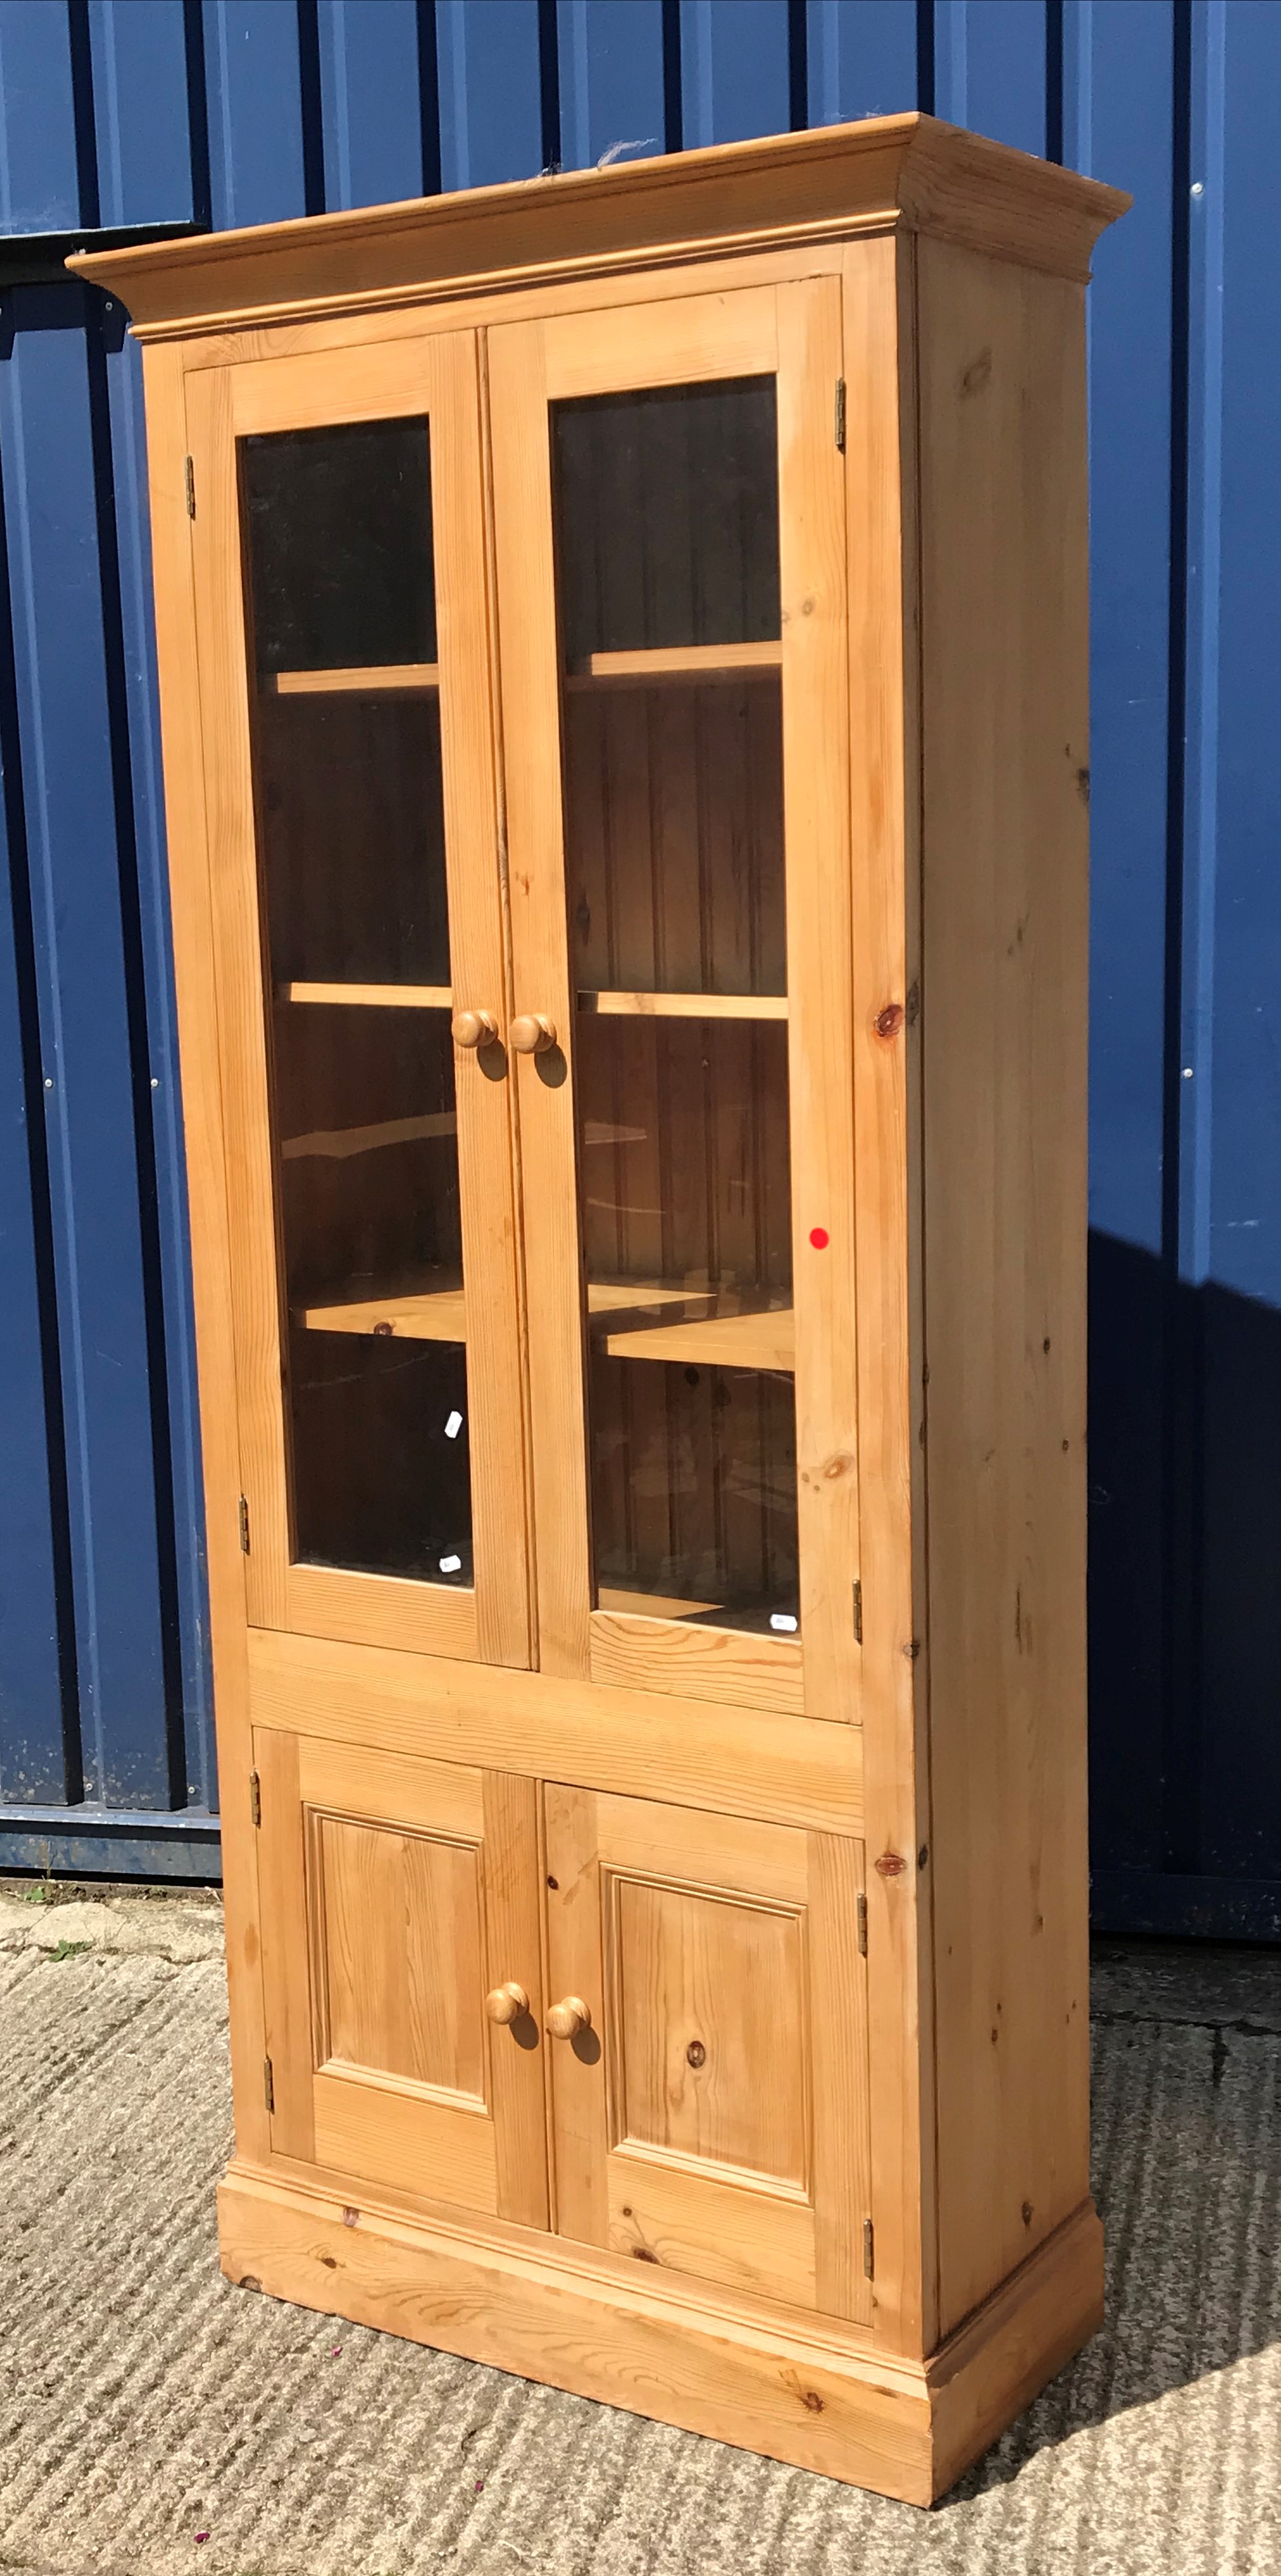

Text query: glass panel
(243, 418), (436, 674)
(553, 379), (779, 657)
(241, 419), (472, 1586)
(553, 381), (798, 1635)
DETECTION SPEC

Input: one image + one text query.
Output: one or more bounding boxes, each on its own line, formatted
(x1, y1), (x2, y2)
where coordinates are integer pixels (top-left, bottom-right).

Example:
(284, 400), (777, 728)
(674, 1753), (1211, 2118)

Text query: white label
(769, 1613), (798, 1633)
(439, 1553), (462, 1575)
(444, 1410), (463, 1440)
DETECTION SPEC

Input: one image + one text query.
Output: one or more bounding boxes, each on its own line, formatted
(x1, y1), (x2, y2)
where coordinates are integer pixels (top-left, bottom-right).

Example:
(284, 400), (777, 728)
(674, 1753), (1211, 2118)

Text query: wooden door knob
(545, 1995), (591, 2040)
(452, 1009), (498, 1049)
(484, 1981), (529, 2026)
(509, 1012), (557, 1056)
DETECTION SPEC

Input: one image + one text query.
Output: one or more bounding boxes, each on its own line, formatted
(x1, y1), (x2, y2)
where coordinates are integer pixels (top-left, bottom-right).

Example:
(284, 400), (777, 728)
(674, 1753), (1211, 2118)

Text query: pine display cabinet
(75, 115), (1128, 2506)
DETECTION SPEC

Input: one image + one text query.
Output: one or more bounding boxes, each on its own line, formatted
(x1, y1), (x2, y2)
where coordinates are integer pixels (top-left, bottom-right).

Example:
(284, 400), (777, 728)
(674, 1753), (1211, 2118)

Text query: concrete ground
(1, 1884), (1279, 2576)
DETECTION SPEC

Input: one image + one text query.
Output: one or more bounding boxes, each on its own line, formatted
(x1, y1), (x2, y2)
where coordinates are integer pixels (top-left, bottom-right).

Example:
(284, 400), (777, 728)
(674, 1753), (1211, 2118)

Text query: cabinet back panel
(565, 679), (785, 999)
(257, 692), (451, 989)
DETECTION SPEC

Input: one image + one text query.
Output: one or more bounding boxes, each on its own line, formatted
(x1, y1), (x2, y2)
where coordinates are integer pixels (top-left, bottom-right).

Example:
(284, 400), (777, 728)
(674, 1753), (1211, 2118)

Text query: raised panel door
(254, 1729), (547, 2226)
(543, 1783), (872, 2320)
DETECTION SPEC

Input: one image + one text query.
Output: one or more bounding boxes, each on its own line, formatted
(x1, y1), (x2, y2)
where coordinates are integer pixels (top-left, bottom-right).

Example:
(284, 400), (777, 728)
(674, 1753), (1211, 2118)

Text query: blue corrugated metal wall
(0, 0), (1272, 1932)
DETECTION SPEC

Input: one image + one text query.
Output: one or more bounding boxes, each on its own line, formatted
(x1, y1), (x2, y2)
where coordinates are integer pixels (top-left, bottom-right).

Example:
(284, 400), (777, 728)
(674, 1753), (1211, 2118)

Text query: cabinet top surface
(69, 113), (1129, 339)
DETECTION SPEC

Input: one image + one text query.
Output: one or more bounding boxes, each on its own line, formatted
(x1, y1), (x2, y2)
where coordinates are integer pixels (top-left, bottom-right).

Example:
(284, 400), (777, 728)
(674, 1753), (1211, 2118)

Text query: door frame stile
(842, 231), (937, 2358)
(486, 315), (594, 1678)
(475, 321), (539, 1674)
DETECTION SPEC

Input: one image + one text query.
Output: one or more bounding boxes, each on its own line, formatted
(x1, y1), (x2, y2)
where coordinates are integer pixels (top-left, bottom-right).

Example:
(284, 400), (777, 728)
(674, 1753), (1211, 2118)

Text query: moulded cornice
(68, 113), (1129, 338)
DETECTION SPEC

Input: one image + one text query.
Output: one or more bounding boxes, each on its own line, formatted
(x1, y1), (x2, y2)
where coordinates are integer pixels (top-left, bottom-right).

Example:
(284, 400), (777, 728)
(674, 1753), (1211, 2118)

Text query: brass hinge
(264, 2056), (275, 2114)
(857, 1892), (868, 1958)
(249, 1769), (261, 1827)
(852, 1577), (862, 1644)
(863, 2217), (875, 2280)
(834, 378), (846, 452)
(238, 1494), (250, 1554)
(184, 454), (195, 519)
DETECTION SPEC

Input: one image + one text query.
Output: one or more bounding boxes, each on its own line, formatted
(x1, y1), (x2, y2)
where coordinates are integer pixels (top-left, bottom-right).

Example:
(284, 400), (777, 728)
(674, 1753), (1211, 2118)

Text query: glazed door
(543, 1785), (871, 2322)
(254, 1730), (547, 2224)
(489, 280), (859, 1721)
(186, 335), (529, 1667)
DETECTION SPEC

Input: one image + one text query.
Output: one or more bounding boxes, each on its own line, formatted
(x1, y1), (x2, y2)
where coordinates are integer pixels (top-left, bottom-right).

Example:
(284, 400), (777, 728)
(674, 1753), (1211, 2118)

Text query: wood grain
(247, 1623), (864, 1834)
(313, 1814), (485, 2096)
(809, 1831), (873, 2324)
(269, 664), (439, 694)
(588, 1608), (804, 1718)
(131, 159), (1113, 2495)
(216, 2168), (1101, 2501)
(487, 316), (593, 1676)
(542, 285), (777, 399)
(482, 1770), (551, 2229)
(567, 642), (781, 686)
(601, 1307), (794, 1371)
(914, 237), (1093, 2337)
(312, 2069), (498, 2207)
(140, 340), (267, 2161)
(220, 2164), (934, 2499)
(543, 1783), (608, 2245)
(256, 1726), (549, 2220)
(778, 275), (860, 1728)
(186, 330), (530, 1668)
(842, 233), (936, 2359)
(73, 115), (1129, 338)
(580, 991), (788, 1020)
(278, 982), (453, 1008)
(252, 1726), (315, 2160)
(547, 1785), (871, 2317)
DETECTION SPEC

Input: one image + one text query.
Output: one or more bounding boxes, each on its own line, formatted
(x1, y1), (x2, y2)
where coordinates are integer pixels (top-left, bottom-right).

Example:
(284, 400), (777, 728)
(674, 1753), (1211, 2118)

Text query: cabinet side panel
(915, 240), (1092, 2339)
(141, 344), (267, 2159)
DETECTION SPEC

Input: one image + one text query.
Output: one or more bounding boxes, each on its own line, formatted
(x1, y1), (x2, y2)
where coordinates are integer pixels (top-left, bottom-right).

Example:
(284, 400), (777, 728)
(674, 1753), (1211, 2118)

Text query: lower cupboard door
(254, 1728), (548, 2228)
(543, 1784), (873, 2322)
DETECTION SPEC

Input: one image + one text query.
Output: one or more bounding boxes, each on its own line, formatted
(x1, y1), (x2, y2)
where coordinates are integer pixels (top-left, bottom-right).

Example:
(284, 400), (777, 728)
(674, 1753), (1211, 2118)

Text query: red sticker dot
(809, 1227), (829, 1250)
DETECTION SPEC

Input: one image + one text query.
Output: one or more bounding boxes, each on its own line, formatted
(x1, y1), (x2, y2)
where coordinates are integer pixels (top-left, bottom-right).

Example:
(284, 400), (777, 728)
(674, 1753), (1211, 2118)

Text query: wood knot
(801, 2389), (825, 2413)
(821, 1450), (854, 1481)
(875, 1002), (904, 1040)
(875, 1851), (907, 1878)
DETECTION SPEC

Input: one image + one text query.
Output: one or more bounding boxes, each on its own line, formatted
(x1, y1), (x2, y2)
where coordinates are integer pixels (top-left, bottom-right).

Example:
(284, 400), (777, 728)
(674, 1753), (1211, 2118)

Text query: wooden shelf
(266, 664), (440, 696)
(297, 1272), (465, 1341)
(292, 1272), (791, 1369)
(579, 989), (787, 1021)
(586, 1282), (712, 1319)
(281, 1109), (457, 1164)
(602, 1303), (794, 1372)
(296, 1277), (706, 1345)
(277, 981), (452, 1010)
(585, 1282), (795, 1373)
(597, 1586), (723, 1621)
(565, 641), (781, 690)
